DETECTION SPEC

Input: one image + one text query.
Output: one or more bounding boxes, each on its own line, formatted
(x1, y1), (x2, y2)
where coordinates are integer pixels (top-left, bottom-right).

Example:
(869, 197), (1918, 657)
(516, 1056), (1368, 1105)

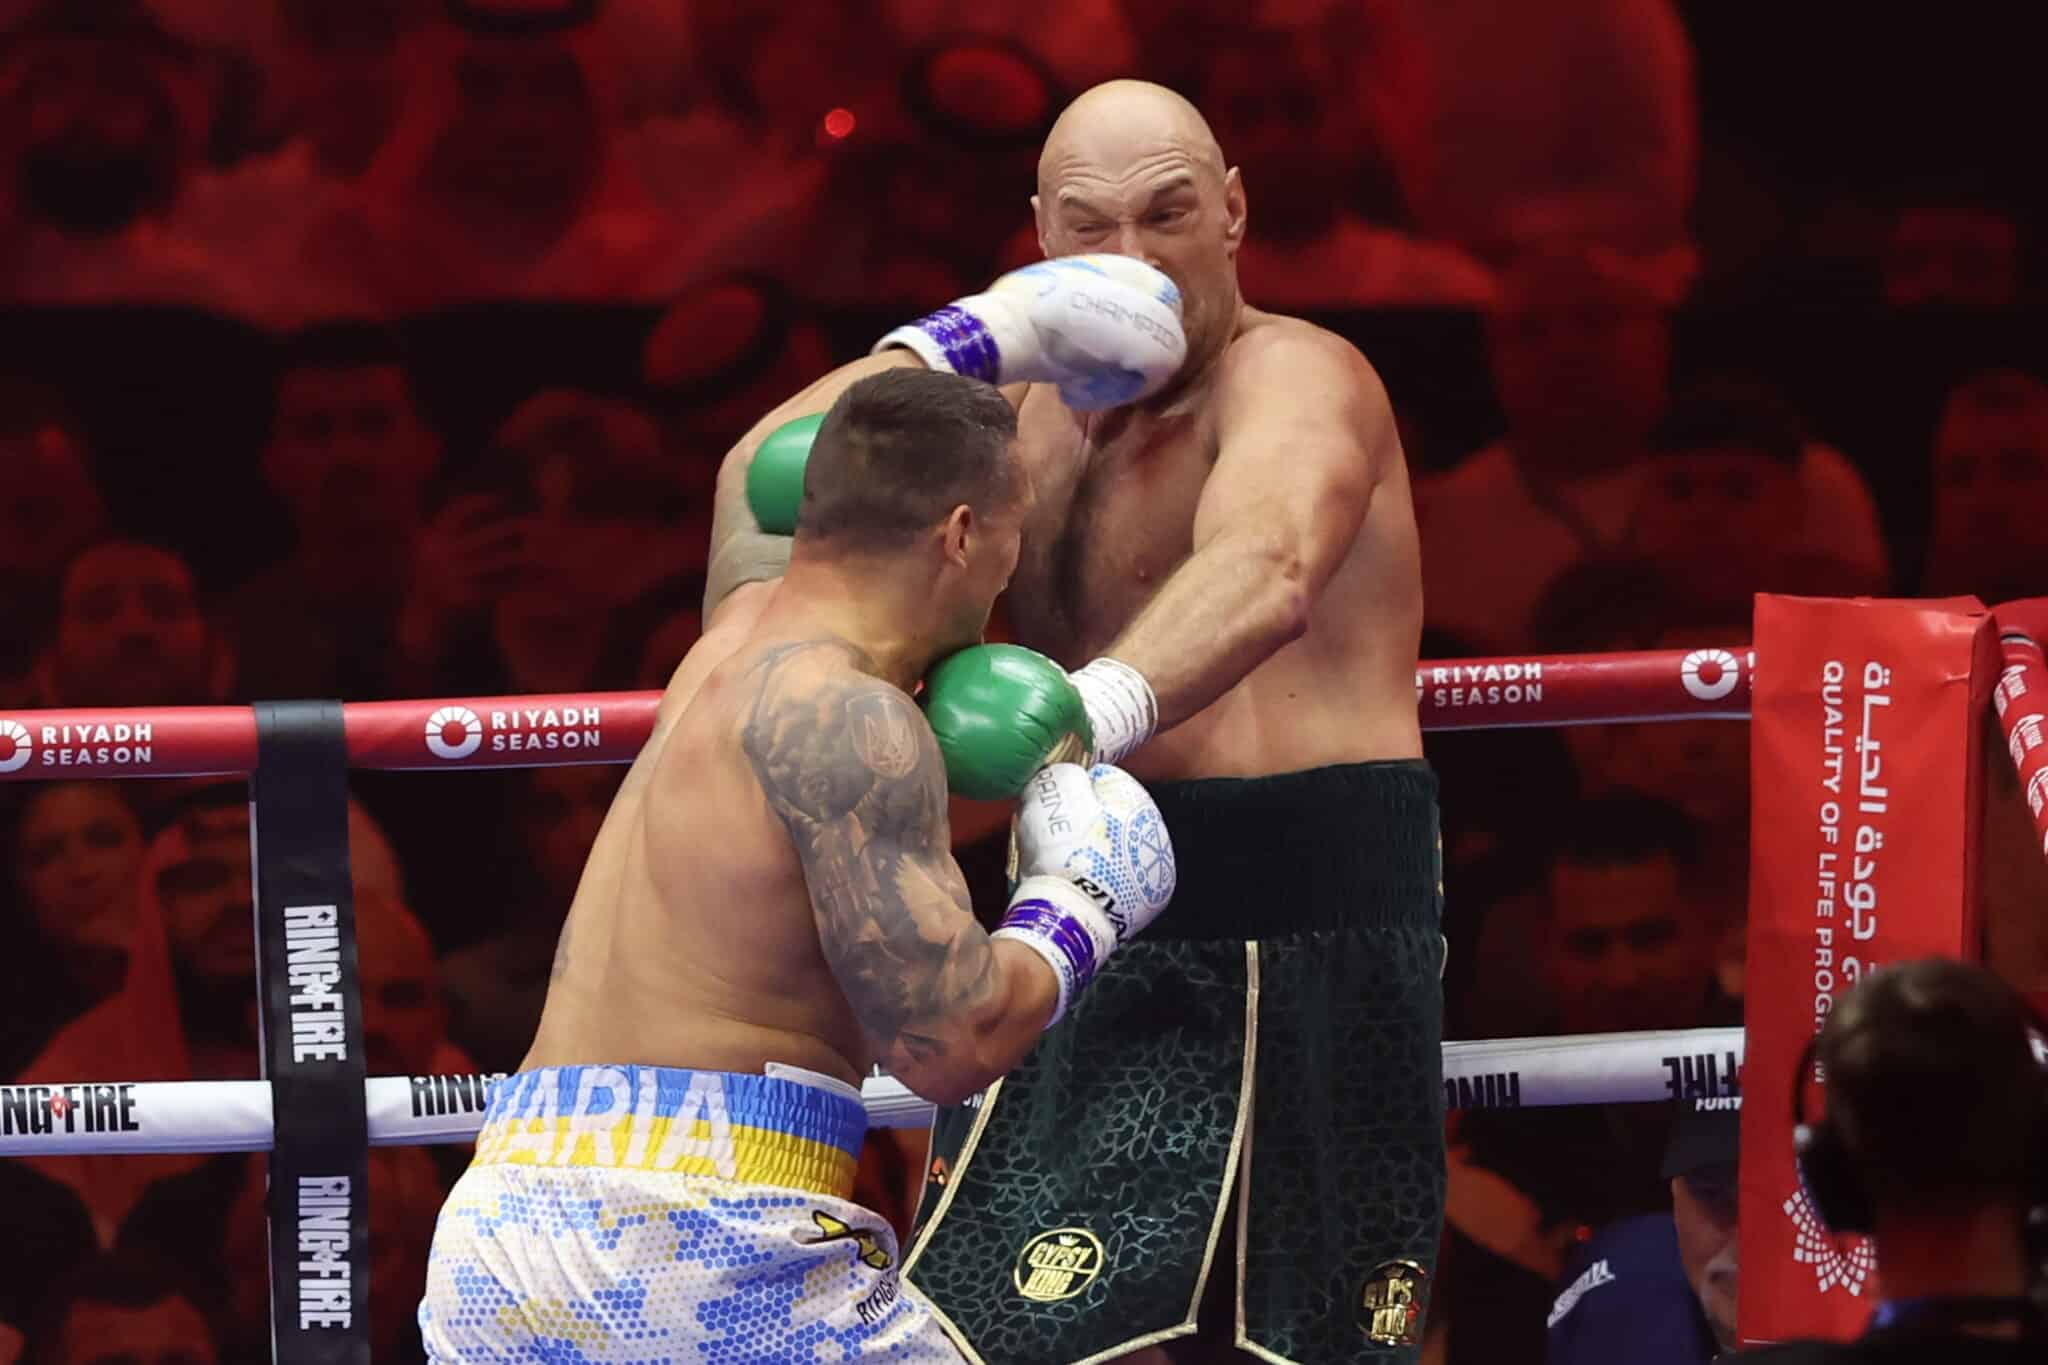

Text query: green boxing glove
(922, 644), (1093, 800)
(745, 412), (823, 535)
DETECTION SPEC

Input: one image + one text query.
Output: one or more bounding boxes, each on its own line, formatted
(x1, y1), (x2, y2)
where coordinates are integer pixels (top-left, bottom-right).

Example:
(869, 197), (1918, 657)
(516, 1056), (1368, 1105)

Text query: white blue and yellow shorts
(419, 1064), (963, 1362)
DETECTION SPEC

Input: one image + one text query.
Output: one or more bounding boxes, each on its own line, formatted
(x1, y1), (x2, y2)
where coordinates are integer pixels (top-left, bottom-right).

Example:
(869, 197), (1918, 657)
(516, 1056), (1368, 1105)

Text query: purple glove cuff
(916, 306), (1002, 383)
(999, 898), (1100, 997)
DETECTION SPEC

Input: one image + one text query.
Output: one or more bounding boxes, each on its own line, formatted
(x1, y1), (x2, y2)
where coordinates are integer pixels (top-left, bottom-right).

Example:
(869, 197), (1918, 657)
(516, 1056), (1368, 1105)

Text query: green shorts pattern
(906, 761), (1445, 1365)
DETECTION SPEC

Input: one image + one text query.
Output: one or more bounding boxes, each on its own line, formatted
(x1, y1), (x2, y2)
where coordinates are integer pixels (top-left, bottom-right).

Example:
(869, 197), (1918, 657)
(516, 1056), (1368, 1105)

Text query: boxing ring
(3, 618), (2044, 1362)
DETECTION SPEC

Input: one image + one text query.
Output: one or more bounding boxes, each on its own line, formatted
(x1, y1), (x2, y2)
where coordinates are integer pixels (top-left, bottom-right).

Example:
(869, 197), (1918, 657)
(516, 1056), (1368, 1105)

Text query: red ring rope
(0, 646), (1753, 783)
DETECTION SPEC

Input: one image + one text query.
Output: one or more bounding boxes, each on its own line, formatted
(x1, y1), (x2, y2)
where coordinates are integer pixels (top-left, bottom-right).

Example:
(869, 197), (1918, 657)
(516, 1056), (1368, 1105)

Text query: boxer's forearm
(1103, 531), (1309, 732)
(913, 939), (1059, 1104)
(748, 662), (1055, 1106)
(703, 519), (792, 624)
(703, 350), (928, 620)
(862, 933), (1056, 1108)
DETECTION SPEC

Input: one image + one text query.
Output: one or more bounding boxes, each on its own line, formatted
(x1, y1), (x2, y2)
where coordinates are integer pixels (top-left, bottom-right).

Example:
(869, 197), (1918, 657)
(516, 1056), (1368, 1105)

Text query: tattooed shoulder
(739, 640), (945, 835)
(846, 687), (922, 779)
(733, 638), (982, 1060)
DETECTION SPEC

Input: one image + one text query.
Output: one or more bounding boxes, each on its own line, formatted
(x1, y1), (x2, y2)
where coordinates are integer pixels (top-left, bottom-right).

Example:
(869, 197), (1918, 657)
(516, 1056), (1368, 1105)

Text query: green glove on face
(922, 644), (1093, 800)
(745, 412), (823, 535)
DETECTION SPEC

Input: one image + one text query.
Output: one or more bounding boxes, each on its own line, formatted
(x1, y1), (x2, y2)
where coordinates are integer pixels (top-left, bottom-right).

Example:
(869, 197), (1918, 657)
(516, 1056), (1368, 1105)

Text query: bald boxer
(709, 80), (1440, 1365)
(419, 369), (1177, 1362)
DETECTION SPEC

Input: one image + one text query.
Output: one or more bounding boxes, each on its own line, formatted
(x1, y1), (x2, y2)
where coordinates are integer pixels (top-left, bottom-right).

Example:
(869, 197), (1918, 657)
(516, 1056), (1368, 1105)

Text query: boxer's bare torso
(525, 575), (1048, 1105)
(523, 586), (875, 1090)
(1007, 307), (1424, 782)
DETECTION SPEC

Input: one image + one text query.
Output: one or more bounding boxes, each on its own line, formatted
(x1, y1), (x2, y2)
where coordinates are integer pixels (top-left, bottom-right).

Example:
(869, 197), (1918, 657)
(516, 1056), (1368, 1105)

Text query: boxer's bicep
(1198, 331), (1389, 598)
(743, 665), (1012, 1092)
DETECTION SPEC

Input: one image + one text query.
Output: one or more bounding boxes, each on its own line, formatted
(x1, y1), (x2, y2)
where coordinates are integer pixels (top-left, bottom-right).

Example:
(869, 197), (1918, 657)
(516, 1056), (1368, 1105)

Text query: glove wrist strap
(993, 875), (1111, 1028)
(1071, 657), (1158, 766)
(872, 306), (1003, 383)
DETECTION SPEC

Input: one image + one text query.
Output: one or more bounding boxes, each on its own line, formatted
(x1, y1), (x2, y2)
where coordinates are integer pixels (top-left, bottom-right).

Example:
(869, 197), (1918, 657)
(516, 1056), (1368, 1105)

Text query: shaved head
(1038, 80), (1227, 195)
(1033, 80), (1246, 385)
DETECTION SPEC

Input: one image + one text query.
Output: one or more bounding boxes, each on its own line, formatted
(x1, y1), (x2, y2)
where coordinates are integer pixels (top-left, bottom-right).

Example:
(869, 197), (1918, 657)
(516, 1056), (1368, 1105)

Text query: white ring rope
(0, 1027), (1742, 1158)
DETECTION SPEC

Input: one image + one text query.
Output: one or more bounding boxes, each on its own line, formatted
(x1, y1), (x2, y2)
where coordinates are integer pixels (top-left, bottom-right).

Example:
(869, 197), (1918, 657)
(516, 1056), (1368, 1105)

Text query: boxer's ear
(1221, 167), (1246, 256)
(941, 503), (974, 567)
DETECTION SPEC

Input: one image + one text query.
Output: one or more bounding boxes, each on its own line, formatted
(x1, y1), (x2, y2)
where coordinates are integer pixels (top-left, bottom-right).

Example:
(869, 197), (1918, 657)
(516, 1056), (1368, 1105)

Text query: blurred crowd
(1, 0), (2044, 1361)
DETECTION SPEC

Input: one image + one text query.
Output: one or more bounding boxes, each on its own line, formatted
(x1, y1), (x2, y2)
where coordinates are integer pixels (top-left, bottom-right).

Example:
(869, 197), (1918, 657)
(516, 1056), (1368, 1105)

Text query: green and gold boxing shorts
(905, 760), (1446, 1365)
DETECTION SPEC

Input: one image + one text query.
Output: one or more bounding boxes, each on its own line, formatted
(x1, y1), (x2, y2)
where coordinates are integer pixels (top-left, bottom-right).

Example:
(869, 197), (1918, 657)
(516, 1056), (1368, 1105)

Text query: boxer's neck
(1145, 289), (1246, 417)
(776, 554), (935, 690)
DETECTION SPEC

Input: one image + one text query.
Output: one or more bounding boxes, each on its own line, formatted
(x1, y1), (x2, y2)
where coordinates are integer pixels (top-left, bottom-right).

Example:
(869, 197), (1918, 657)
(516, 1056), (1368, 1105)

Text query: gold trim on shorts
(902, 1077), (1005, 1362)
(908, 942), (1261, 1365)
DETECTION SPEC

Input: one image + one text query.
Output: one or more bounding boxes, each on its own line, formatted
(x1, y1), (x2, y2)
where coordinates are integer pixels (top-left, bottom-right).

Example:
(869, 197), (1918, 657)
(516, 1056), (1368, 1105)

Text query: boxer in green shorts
(710, 78), (1443, 1365)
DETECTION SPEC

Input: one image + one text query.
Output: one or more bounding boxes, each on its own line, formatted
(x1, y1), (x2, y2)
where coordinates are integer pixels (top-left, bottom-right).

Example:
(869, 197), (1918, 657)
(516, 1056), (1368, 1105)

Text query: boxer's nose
(1111, 223), (1164, 274)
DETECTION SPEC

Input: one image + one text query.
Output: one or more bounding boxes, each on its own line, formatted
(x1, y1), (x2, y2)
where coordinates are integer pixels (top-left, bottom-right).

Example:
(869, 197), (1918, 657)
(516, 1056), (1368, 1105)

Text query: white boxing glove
(992, 763), (1177, 1024)
(873, 255), (1187, 411)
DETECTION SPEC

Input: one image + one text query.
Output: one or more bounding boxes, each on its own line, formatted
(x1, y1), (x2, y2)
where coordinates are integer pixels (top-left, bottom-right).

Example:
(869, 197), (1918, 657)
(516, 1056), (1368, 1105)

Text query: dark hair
(1648, 377), (1805, 467)
(1942, 366), (2048, 423)
(1547, 793), (1699, 873)
(1528, 557), (1753, 654)
(797, 369), (1020, 550)
(57, 537), (196, 597)
(274, 321), (414, 380)
(1821, 958), (2045, 1216)
(28, 1250), (217, 1365)
(271, 322), (420, 422)
(1528, 557), (1683, 654)
(1885, 176), (2023, 225)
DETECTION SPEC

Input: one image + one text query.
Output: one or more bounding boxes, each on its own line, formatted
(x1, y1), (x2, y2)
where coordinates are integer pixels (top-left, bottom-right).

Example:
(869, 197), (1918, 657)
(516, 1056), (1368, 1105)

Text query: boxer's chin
(935, 604), (984, 659)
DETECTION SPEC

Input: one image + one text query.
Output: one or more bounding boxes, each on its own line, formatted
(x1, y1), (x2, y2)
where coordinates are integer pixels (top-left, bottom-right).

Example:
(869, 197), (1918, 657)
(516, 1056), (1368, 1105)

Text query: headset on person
(1789, 979), (2048, 1340)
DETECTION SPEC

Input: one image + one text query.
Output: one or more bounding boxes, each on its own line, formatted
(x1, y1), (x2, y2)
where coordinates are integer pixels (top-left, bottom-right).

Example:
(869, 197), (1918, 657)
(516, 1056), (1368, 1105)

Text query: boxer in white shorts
(421, 363), (1181, 1360)
(422, 1065), (942, 1359)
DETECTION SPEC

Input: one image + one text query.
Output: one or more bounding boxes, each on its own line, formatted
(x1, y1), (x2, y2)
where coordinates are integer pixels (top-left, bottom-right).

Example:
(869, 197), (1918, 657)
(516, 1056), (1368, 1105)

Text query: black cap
(1662, 1095), (1742, 1180)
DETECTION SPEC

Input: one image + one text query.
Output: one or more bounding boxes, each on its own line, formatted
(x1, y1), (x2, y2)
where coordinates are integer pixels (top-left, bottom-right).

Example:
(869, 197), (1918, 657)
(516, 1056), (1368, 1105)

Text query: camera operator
(1746, 957), (2046, 1361)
